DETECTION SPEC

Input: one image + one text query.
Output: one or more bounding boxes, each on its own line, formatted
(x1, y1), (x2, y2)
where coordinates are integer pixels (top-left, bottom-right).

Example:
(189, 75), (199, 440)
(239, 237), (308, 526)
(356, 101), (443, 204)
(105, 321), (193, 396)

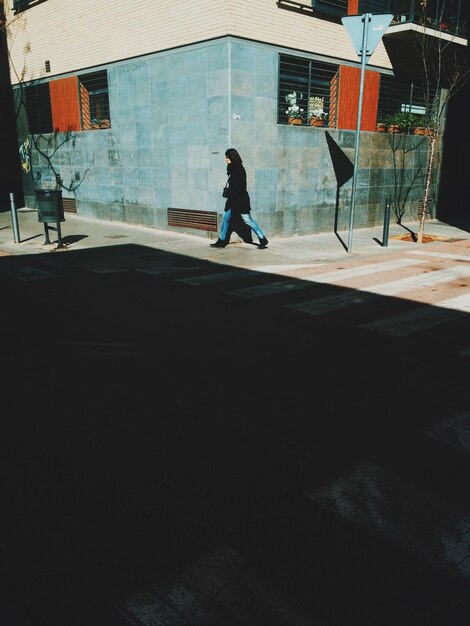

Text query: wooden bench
(167, 208), (218, 232)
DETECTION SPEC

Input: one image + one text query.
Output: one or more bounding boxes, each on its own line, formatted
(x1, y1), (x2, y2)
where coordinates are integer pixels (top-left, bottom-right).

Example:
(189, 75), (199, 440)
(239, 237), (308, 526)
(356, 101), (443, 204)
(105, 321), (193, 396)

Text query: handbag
(222, 177), (230, 198)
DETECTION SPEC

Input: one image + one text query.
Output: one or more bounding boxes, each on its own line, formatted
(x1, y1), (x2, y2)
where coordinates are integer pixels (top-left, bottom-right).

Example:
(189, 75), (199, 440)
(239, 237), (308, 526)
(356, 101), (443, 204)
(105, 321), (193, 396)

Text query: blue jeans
(220, 209), (266, 241)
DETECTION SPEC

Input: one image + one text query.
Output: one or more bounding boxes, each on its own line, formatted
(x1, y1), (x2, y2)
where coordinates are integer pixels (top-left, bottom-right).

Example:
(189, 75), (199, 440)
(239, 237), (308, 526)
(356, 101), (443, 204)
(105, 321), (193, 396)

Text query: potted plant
(308, 96), (327, 127)
(376, 113), (387, 132)
(385, 113), (400, 133)
(399, 112), (418, 133)
(386, 112), (417, 134)
(414, 116), (435, 136)
(285, 91), (305, 125)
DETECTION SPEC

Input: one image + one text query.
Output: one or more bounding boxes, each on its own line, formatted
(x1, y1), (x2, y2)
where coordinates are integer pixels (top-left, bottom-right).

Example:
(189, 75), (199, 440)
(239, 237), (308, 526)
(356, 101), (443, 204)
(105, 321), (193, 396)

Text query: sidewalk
(1, 207), (470, 272)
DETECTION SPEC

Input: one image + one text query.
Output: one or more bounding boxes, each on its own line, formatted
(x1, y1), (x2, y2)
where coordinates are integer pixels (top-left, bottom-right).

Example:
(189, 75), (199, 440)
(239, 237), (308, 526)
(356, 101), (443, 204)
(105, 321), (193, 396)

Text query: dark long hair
(225, 148), (243, 165)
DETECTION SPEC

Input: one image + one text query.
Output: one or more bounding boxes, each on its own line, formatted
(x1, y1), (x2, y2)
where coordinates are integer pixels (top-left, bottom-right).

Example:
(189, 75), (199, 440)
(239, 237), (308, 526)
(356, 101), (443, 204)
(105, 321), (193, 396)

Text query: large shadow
(1, 244), (470, 625)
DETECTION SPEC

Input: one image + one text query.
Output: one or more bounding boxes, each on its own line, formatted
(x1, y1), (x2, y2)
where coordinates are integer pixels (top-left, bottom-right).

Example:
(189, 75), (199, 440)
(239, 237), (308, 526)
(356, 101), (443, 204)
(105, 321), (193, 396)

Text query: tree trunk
(417, 134), (436, 244)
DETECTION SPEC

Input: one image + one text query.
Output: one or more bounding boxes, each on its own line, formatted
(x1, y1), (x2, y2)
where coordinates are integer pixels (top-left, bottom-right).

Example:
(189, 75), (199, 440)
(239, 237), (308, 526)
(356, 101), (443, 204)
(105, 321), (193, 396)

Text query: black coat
(226, 213), (253, 244)
(224, 162), (251, 215)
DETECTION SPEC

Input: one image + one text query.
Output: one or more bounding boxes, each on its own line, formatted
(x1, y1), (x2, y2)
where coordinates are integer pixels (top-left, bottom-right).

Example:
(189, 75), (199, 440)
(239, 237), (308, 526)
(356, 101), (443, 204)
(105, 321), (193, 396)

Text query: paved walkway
(2, 208), (470, 322)
(1, 206), (470, 267)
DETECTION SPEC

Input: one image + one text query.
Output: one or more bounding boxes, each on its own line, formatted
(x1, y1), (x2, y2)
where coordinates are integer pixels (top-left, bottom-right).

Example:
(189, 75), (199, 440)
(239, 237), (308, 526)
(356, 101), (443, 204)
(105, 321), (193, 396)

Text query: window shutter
(50, 77), (81, 132)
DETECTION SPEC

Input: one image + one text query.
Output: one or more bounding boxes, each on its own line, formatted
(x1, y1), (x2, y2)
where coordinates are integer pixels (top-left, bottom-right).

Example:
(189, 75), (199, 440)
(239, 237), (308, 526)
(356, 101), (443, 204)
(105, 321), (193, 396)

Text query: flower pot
(388, 124), (400, 133)
(414, 127), (434, 136)
(309, 117), (324, 127)
(376, 123), (386, 133)
(288, 117), (302, 125)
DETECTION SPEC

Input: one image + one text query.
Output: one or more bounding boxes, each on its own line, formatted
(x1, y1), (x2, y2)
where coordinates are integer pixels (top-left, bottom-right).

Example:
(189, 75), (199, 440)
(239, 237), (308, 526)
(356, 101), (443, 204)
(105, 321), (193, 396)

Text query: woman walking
(210, 148), (269, 249)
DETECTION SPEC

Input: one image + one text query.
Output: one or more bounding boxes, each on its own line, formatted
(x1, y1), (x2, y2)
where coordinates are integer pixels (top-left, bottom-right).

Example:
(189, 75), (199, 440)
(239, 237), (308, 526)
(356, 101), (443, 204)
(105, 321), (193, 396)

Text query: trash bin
(35, 189), (65, 224)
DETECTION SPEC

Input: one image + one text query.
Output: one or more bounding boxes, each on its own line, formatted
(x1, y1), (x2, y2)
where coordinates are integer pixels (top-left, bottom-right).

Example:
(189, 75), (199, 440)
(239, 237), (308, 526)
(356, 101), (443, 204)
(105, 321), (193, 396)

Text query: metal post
(382, 197), (391, 247)
(55, 173), (65, 249)
(55, 217), (65, 249)
(43, 223), (52, 245)
(347, 14), (370, 253)
(9, 192), (20, 243)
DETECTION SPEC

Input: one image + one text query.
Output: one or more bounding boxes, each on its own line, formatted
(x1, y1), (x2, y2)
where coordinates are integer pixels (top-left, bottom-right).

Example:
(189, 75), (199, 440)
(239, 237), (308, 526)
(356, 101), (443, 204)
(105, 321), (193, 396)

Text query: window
(25, 83), (53, 134)
(278, 54), (338, 125)
(377, 74), (437, 122)
(23, 71), (110, 134)
(79, 71), (111, 130)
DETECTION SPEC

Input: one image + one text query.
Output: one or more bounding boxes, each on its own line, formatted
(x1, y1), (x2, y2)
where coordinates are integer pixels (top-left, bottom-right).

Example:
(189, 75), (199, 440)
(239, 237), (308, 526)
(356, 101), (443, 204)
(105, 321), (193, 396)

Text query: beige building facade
(7, 0), (462, 238)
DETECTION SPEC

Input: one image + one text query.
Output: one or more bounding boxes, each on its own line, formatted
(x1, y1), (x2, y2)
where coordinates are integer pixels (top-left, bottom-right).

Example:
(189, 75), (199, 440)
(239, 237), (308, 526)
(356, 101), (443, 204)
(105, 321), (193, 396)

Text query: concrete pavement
(3, 207), (470, 327)
(1, 206), (470, 272)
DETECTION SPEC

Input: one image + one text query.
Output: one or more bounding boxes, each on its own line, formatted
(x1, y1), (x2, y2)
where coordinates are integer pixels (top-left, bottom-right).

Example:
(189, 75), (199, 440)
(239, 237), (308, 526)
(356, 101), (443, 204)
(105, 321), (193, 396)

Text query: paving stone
(120, 542), (314, 626)
(308, 462), (470, 580)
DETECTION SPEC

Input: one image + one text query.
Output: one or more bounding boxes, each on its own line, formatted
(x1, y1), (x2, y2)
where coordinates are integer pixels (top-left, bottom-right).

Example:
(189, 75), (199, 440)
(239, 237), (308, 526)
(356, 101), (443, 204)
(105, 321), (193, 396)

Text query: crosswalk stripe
(363, 265), (470, 296)
(359, 305), (465, 337)
(423, 409), (470, 453)
(229, 262), (470, 302)
(255, 263), (321, 273)
(177, 269), (251, 285)
(227, 279), (308, 298)
(286, 266), (470, 331)
(307, 462), (470, 579)
(136, 266), (206, 276)
(435, 292), (470, 313)
(406, 250), (470, 261)
(287, 291), (378, 316)
(301, 258), (423, 284)
(228, 259), (423, 298)
(0, 266), (59, 280)
(121, 542), (316, 626)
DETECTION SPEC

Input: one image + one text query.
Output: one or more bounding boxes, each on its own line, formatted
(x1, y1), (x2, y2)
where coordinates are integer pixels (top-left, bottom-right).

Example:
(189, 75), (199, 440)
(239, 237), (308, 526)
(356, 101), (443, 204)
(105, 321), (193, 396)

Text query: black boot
(210, 239), (227, 248)
(258, 237), (269, 249)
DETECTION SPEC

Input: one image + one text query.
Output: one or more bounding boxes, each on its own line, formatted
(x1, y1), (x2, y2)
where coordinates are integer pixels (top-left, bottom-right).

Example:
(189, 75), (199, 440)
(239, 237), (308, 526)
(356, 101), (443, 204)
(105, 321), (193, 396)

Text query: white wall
(6, 0), (392, 84)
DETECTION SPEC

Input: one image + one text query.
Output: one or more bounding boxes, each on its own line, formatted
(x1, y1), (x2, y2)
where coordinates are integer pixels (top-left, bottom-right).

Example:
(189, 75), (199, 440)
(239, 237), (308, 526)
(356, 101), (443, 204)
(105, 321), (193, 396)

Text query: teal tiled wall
(24, 38), (439, 238)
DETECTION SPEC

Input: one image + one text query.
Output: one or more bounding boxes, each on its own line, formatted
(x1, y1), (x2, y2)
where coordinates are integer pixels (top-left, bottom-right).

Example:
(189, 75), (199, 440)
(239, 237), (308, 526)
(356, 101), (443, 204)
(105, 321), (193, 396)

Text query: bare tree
(1, 0), (93, 198)
(415, 1), (470, 243)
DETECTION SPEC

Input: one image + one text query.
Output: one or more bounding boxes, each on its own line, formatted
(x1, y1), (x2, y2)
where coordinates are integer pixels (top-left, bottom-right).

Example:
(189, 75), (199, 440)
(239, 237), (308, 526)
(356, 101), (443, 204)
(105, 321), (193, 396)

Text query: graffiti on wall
(19, 137), (31, 173)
